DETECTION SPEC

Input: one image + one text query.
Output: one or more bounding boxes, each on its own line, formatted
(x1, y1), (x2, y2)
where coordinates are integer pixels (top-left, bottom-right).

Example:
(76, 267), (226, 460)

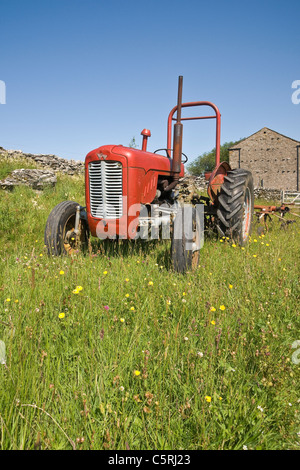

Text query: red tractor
(45, 76), (254, 272)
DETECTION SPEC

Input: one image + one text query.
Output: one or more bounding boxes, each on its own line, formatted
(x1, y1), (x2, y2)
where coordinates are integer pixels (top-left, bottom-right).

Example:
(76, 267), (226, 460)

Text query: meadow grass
(0, 161), (299, 450)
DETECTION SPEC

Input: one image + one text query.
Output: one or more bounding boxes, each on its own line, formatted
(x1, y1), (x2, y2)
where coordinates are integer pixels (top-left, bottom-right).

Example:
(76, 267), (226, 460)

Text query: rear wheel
(216, 169), (254, 245)
(44, 201), (89, 255)
(171, 206), (202, 273)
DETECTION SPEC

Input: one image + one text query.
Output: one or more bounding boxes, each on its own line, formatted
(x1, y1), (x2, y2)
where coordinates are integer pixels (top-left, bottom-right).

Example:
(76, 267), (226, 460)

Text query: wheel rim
(63, 214), (86, 255)
(242, 187), (251, 240)
(191, 212), (201, 269)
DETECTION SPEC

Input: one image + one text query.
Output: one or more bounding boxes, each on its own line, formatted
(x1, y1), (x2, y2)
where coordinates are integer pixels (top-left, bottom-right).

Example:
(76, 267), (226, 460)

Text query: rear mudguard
(206, 161), (231, 203)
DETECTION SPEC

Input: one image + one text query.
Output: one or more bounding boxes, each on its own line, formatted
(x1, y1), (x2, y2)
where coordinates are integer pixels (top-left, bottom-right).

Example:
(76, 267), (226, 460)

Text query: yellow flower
(219, 305), (226, 311)
(58, 312), (65, 319)
(72, 289), (79, 294)
(103, 270), (108, 275)
(125, 278), (129, 282)
(130, 306), (135, 311)
(182, 292), (186, 296)
(59, 270), (64, 275)
(134, 370), (141, 376)
(219, 239), (224, 243)
(15, 299), (19, 303)
(210, 306), (216, 312)
(120, 318), (125, 323)
(211, 320), (216, 325)
(253, 255), (257, 258)
(232, 244), (236, 248)
(125, 293), (130, 298)
(148, 281), (153, 286)
(205, 396), (212, 403)
(76, 286), (83, 291)
(219, 396), (223, 401)
(228, 284), (233, 289)
(266, 243), (269, 247)
(5, 298), (11, 302)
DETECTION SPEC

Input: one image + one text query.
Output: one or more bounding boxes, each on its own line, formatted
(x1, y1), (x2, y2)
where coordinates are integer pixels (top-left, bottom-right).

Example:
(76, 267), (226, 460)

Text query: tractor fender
(207, 161), (231, 202)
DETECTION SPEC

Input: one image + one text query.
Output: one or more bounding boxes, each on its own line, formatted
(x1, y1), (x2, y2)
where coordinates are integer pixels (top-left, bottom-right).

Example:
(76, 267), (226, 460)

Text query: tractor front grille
(88, 160), (123, 219)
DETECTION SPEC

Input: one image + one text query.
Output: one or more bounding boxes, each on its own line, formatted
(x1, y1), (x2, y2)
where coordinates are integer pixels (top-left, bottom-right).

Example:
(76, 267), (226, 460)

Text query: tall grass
(0, 159), (299, 449)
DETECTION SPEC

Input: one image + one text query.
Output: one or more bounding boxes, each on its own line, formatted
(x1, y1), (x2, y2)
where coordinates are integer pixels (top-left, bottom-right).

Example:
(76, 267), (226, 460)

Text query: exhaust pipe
(172, 75), (183, 177)
(163, 76), (183, 193)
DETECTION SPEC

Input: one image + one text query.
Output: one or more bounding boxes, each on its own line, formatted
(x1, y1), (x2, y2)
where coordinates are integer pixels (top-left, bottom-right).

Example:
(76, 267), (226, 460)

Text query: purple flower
(103, 305), (109, 311)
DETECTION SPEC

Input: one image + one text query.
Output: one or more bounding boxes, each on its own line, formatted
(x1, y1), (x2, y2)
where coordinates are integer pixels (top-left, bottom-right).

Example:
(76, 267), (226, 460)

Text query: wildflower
(184, 336), (188, 341)
(266, 243), (269, 247)
(58, 312), (65, 319)
(219, 397), (222, 401)
(243, 445), (248, 450)
(182, 299), (186, 303)
(119, 386), (125, 392)
(211, 320), (216, 325)
(5, 298), (11, 302)
(232, 244), (236, 248)
(219, 239), (224, 243)
(59, 270), (64, 275)
(134, 370), (141, 376)
(103, 271), (108, 275)
(219, 305), (226, 311)
(130, 306), (135, 311)
(72, 289), (79, 294)
(14, 299), (19, 303)
(253, 239), (257, 243)
(197, 352), (204, 357)
(103, 305), (109, 311)
(148, 281), (153, 286)
(210, 306), (216, 312)
(125, 294), (129, 298)
(205, 396), (212, 403)
(253, 255), (257, 258)
(228, 284), (233, 289)
(125, 278), (129, 282)
(166, 299), (171, 305)
(257, 405), (264, 412)
(120, 318), (125, 323)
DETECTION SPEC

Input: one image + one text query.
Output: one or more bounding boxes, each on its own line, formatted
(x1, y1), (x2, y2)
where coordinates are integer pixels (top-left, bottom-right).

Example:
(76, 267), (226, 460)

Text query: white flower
(243, 445), (248, 450)
(257, 405), (264, 412)
(119, 386), (124, 392)
(184, 337), (188, 341)
(197, 352), (204, 357)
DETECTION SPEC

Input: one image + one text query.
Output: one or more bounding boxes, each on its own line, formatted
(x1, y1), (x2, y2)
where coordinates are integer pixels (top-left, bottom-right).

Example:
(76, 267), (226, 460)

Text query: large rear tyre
(44, 201), (89, 255)
(216, 169), (254, 246)
(171, 206), (202, 273)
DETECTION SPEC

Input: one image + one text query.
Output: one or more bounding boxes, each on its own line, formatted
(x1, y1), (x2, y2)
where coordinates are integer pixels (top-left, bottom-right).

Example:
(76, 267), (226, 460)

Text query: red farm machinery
(45, 76), (254, 272)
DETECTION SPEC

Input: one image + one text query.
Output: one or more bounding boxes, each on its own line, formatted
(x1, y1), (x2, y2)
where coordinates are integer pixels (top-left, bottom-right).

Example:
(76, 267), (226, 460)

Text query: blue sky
(1, 0), (299, 164)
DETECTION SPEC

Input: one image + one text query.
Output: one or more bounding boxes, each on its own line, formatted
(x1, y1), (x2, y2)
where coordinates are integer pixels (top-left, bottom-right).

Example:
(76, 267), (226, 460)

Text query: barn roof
(229, 127), (300, 149)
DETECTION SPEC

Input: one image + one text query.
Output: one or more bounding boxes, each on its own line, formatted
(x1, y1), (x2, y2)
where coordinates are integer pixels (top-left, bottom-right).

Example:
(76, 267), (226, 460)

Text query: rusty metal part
(172, 76), (183, 178)
(207, 161), (231, 202)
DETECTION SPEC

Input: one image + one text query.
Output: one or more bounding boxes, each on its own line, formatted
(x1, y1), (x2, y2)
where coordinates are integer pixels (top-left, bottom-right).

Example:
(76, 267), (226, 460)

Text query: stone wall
(0, 147), (84, 175)
(229, 127), (300, 190)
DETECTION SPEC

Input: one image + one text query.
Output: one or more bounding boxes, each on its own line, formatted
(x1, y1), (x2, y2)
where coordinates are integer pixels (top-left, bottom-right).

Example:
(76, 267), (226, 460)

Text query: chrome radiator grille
(88, 161), (123, 218)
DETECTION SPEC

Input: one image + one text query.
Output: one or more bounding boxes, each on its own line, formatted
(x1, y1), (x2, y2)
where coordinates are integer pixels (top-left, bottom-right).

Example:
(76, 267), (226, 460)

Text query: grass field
(0, 156), (299, 450)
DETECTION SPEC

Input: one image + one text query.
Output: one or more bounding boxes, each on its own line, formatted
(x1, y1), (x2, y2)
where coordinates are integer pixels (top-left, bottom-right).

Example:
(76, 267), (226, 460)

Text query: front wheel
(216, 169), (254, 245)
(44, 201), (89, 255)
(171, 206), (202, 273)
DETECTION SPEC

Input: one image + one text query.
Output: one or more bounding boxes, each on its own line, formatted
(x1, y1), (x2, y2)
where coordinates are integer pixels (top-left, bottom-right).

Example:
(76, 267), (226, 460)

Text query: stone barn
(229, 127), (300, 190)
